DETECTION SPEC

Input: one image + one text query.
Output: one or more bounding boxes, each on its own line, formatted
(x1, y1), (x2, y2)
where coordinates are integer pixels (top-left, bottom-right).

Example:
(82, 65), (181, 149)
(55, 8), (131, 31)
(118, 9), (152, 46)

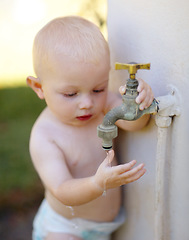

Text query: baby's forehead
(47, 56), (109, 85)
(39, 45), (110, 75)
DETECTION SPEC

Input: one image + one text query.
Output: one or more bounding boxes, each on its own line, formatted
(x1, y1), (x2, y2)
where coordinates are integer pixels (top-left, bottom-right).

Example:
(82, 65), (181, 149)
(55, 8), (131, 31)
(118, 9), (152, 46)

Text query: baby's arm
(54, 150), (145, 206)
(30, 128), (145, 206)
(106, 78), (154, 131)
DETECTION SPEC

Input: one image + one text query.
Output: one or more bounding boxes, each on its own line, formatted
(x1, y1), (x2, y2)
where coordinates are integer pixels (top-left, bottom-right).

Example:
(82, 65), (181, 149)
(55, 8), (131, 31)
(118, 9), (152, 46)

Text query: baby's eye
(93, 89), (105, 93)
(63, 93), (77, 97)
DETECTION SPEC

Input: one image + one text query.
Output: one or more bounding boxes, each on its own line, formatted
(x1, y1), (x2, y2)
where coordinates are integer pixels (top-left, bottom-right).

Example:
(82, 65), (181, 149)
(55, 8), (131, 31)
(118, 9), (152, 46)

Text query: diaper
(32, 199), (125, 240)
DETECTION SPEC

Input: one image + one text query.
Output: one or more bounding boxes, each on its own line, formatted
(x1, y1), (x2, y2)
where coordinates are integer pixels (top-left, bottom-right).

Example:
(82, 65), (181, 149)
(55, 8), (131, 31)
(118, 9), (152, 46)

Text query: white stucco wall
(107, 1), (189, 239)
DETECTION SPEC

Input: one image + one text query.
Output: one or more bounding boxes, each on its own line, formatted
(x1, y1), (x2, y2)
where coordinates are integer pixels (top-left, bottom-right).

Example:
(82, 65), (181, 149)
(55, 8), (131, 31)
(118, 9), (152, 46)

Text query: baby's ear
(26, 76), (44, 99)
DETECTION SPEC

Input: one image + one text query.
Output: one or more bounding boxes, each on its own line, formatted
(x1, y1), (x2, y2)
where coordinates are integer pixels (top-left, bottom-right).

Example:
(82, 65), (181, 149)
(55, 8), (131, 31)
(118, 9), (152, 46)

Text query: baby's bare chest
(55, 125), (107, 178)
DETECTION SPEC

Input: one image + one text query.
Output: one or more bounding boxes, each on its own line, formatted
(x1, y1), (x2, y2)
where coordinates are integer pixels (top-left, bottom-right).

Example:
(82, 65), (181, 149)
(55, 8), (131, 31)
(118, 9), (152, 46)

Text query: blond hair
(33, 16), (110, 77)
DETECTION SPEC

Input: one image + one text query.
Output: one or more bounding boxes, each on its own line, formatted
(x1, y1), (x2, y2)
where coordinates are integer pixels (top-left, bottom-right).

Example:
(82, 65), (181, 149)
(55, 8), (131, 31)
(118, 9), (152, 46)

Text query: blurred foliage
(0, 86), (45, 207)
(78, 0), (107, 37)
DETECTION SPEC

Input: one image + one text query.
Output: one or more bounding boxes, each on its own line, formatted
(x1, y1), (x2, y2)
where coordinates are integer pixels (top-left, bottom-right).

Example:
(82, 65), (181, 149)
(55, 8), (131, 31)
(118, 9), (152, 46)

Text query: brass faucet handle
(115, 62), (150, 75)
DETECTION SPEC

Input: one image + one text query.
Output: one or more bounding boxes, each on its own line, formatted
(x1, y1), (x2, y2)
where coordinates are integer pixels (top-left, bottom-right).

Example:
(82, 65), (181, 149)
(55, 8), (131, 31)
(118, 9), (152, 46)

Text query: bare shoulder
(30, 108), (58, 144)
(30, 107), (68, 138)
(29, 107), (67, 164)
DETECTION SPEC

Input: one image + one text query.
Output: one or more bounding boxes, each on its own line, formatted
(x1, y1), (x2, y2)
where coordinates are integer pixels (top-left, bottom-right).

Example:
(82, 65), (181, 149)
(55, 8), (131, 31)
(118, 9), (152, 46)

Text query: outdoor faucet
(97, 62), (159, 150)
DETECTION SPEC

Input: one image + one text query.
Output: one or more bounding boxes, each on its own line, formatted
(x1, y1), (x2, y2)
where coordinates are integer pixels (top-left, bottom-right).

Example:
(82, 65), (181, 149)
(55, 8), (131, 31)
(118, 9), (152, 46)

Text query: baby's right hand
(94, 150), (146, 191)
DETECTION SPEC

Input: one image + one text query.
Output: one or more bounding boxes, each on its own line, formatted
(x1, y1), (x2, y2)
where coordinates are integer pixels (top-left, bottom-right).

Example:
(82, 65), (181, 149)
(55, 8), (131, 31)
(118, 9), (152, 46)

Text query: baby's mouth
(76, 114), (92, 121)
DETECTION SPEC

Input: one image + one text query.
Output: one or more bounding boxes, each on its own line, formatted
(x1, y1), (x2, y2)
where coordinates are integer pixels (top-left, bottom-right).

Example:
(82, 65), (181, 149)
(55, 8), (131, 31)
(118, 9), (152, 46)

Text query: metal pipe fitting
(97, 62), (159, 150)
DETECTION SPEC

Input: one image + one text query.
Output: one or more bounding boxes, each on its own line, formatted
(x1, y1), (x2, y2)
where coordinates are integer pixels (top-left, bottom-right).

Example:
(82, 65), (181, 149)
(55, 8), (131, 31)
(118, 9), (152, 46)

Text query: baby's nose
(79, 94), (93, 109)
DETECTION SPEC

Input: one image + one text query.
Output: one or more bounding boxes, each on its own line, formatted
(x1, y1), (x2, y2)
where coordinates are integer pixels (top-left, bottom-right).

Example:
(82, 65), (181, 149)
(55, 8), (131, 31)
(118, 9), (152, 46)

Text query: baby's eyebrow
(59, 85), (78, 92)
(95, 80), (109, 88)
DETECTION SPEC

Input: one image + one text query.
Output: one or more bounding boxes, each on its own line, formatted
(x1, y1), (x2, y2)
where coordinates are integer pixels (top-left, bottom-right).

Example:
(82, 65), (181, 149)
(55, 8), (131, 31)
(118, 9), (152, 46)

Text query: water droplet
(102, 190), (106, 196)
(73, 223), (79, 229)
(67, 206), (75, 216)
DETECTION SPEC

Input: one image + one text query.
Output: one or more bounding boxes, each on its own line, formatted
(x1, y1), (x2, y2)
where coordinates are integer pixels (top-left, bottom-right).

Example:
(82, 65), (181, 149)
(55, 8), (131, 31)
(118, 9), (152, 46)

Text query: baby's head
(32, 16), (110, 81)
(27, 16), (111, 125)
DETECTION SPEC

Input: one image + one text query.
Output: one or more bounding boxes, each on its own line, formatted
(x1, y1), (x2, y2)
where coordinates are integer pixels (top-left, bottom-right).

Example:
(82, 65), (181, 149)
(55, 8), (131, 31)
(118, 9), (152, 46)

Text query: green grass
(0, 86), (46, 198)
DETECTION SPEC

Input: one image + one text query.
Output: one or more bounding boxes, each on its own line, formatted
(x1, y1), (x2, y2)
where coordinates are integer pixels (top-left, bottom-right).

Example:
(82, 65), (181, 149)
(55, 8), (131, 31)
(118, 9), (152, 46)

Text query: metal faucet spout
(97, 104), (124, 151)
(102, 104), (126, 126)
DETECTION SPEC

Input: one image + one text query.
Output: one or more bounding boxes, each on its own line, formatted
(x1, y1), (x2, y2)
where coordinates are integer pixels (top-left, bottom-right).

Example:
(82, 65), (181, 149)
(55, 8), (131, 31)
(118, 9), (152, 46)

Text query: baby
(27, 16), (154, 240)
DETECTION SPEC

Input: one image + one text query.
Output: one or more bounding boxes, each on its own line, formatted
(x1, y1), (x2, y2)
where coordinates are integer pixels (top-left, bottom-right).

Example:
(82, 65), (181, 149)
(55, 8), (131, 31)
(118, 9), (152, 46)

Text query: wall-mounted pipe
(154, 86), (181, 240)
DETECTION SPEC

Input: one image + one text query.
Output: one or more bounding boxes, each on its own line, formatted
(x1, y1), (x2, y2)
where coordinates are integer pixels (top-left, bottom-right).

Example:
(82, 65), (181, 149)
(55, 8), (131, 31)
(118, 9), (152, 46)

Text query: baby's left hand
(119, 78), (154, 110)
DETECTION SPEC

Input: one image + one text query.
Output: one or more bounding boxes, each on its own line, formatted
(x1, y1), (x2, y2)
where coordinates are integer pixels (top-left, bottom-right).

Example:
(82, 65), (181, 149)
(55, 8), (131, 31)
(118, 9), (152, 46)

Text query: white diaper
(32, 199), (125, 240)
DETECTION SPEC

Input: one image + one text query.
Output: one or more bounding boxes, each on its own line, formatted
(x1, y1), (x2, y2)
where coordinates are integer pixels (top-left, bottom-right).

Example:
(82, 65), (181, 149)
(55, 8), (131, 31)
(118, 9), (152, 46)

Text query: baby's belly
(45, 187), (121, 222)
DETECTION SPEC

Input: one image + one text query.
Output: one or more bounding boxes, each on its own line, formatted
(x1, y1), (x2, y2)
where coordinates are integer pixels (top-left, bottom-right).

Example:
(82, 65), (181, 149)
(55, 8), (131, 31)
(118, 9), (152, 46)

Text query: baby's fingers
(121, 163), (146, 184)
(137, 78), (145, 93)
(125, 168), (146, 184)
(115, 160), (137, 174)
(136, 79), (154, 110)
(137, 89), (154, 110)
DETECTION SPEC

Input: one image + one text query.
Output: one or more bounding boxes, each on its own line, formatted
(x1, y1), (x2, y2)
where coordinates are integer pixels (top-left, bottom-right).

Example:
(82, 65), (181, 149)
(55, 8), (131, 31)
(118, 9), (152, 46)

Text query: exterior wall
(107, 1), (189, 239)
